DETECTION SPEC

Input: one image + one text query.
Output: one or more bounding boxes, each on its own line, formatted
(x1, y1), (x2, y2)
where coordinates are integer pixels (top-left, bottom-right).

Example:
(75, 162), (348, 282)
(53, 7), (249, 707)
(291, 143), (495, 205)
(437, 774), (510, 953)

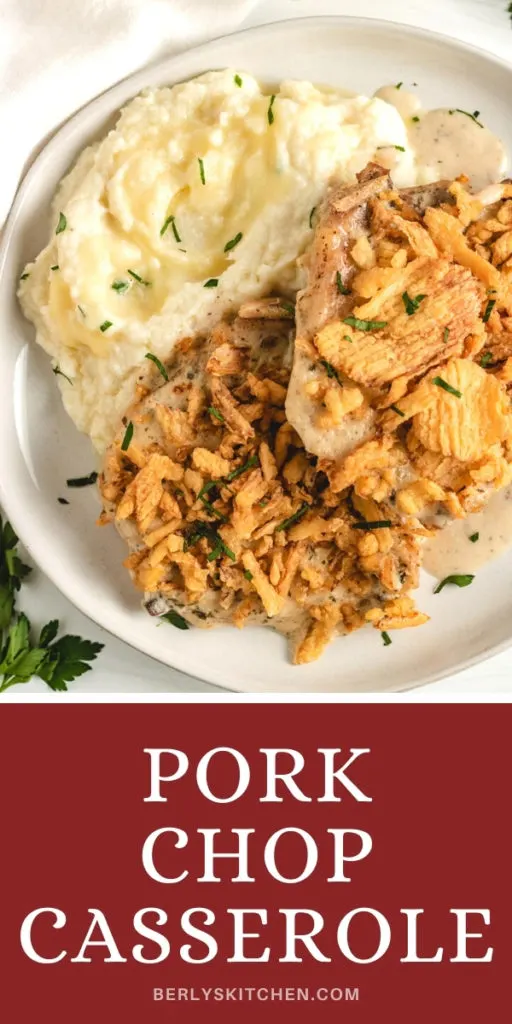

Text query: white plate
(2, 16), (512, 694)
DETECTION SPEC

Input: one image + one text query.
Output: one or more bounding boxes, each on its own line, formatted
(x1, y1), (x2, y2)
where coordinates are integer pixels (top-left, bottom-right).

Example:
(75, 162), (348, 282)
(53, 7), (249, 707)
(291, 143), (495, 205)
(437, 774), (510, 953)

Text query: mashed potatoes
(19, 69), (419, 451)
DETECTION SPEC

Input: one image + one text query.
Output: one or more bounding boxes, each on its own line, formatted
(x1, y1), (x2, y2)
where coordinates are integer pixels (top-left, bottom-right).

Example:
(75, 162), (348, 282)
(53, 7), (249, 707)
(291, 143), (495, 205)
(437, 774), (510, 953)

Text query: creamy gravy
(423, 484), (512, 579)
(375, 85), (507, 189)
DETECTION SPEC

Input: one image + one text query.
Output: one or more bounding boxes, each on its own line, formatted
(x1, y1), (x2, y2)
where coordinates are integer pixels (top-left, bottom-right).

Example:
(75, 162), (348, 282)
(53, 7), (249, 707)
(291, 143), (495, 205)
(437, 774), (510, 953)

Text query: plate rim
(1, 13), (512, 693)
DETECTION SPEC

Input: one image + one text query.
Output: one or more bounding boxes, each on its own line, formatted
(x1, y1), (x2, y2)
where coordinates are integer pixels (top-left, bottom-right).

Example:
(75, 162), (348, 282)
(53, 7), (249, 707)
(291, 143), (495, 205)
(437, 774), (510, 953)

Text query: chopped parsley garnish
(469, 532), (479, 543)
(448, 108), (484, 128)
(224, 232), (243, 253)
(402, 291), (426, 315)
(321, 360), (342, 385)
(396, 82), (403, 90)
(204, 278), (219, 288)
(353, 520), (392, 531)
(121, 421), (134, 451)
(77, 305), (86, 317)
(99, 320), (113, 333)
(198, 157), (206, 185)
(145, 352), (168, 381)
(57, 498), (69, 505)
(377, 144), (406, 152)
(199, 492), (227, 521)
(482, 298), (496, 323)
(234, 74), (243, 87)
(128, 269), (150, 286)
(309, 206), (317, 229)
(432, 376), (462, 398)
(390, 404), (405, 417)
(52, 365), (73, 386)
(480, 351), (494, 368)
(112, 279), (129, 293)
(20, 272), (30, 280)
(434, 573), (475, 594)
(160, 214), (181, 242)
(243, 570), (253, 582)
(343, 316), (388, 331)
(225, 455), (258, 482)
(50, 265), (59, 271)
(162, 610), (189, 630)
(267, 94), (276, 125)
(443, 326), (450, 343)
(66, 472), (98, 488)
(276, 502), (310, 533)
(336, 271), (350, 295)
(381, 631), (392, 646)
(208, 406), (225, 423)
(207, 538), (236, 562)
(55, 212), (67, 234)
(343, 334), (353, 344)
(411, 115), (420, 123)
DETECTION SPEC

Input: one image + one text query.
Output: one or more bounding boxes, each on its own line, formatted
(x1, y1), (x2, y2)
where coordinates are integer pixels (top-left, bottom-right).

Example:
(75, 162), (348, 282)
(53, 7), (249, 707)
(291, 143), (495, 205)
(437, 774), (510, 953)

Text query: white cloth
(1, 0), (510, 228)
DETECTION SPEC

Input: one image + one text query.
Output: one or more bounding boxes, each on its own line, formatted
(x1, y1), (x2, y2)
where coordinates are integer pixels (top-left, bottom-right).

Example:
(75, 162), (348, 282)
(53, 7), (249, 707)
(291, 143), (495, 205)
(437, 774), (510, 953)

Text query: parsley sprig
(0, 515), (103, 692)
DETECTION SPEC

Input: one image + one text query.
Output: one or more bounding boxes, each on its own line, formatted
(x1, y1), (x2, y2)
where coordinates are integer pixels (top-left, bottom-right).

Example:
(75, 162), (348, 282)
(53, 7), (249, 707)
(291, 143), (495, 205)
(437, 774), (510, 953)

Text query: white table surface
(4, 0), (512, 697)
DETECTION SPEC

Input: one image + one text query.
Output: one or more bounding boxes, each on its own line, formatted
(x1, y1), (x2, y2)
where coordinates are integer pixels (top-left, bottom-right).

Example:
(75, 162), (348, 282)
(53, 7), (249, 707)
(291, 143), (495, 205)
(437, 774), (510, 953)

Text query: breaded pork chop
(285, 165), (463, 461)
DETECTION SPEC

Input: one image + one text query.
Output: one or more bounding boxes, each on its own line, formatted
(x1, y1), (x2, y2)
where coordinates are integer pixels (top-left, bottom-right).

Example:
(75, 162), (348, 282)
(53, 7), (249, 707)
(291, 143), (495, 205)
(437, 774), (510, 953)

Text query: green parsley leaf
(402, 291), (426, 315)
(121, 421), (134, 451)
(37, 634), (104, 690)
(377, 144), (406, 152)
(411, 115), (420, 123)
(343, 316), (388, 331)
(50, 264), (59, 271)
(198, 157), (206, 185)
(145, 353), (169, 381)
(162, 610), (189, 630)
(52, 365), (73, 385)
(99, 320), (113, 333)
(443, 326), (450, 343)
(390, 404), (405, 417)
(39, 620), (59, 647)
(396, 82), (403, 90)
(56, 212), (67, 234)
(112, 279), (129, 293)
(66, 472), (98, 488)
(224, 232), (243, 253)
(434, 574), (475, 594)
(204, 278), (219, 288)
(343, 335), (353, 344)
(469, 532), (479, 543)
(336, 271), (350, 295)
(432, 376), (462, 398)
(267, 94), (276, 125)
(243, 570), (253, 582)
(449, 108), (484, 128)
(20, 272), (30, 280)
(381, 631), (392, 646)
(482, 298), (496, 323)
(77, 305), (86, 317)
(276, 502), (310, 533)
(234, 74), (243, 87)
(208, 406), (225, 423)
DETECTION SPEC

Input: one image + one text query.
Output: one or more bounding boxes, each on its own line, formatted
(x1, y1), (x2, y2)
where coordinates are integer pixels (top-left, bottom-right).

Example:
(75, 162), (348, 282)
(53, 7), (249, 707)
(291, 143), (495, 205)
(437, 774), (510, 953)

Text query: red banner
(1, 704), (509, 1021)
